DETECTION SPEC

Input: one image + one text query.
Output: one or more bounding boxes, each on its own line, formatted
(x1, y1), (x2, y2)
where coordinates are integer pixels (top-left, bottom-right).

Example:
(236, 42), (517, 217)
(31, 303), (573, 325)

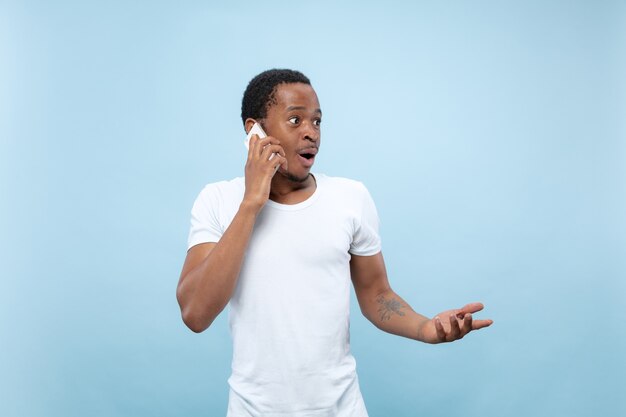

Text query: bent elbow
(186, 321), (208, 334)
(180, 303), (219, 333)
(177, 287), (207, 333)
(182, 311), (209, 333)
(176, 285), (223, 333)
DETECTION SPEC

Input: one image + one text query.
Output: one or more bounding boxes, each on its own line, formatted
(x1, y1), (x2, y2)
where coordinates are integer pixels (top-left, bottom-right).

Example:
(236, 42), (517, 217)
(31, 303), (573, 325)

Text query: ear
(244, 118), (257, 134)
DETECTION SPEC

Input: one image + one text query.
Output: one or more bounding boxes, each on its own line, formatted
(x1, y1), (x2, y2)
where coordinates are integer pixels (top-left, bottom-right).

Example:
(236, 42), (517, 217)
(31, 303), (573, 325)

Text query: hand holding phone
(242, 122), (284, 209)
(245, 122), (279, 161)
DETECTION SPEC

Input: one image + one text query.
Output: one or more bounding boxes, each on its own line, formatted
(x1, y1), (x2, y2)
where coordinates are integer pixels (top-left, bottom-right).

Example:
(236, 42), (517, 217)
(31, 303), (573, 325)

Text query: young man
(177, 69), (493, 416)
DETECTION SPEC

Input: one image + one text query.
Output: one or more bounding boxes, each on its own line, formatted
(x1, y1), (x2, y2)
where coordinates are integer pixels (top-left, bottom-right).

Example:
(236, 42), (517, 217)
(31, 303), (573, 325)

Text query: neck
(269, 172), (316, 204)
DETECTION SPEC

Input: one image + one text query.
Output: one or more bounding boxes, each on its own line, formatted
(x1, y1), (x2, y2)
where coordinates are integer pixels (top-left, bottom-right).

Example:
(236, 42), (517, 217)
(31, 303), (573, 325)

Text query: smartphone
(245, 122), (277, 161)
(244, 122), (267, 150)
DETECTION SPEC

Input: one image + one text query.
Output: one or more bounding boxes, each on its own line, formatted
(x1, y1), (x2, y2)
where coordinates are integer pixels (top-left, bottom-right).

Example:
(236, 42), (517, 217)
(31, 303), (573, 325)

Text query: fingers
(250, 135), (280, 158)
(431, 307), (491, 343)
(460, 302), (484, 315)
(261, 144), (286, 161)
(247, 135), (285, 175)
(460, 303), (492, 332)
(461, 313), (472, 335)
(448, 314), (461, 339)
(472, 319), (493, 330)
(432, 314), (466, 343)
(434, 316), (446, 341)
(271, 154), (288, 172)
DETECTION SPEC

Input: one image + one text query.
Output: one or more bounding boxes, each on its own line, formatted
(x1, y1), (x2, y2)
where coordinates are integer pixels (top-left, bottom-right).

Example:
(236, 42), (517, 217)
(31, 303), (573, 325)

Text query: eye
(288, 116), (300, 124)
(313, 118), (322, 127)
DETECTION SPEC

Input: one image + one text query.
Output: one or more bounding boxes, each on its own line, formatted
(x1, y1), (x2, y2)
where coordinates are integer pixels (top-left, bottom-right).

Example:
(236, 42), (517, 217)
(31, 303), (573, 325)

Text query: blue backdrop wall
(1, 1), (624, 416)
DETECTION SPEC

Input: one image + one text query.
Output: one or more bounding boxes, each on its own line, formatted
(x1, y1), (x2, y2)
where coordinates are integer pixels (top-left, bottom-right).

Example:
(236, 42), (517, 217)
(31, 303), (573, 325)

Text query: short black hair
(241, 69), (311, 127)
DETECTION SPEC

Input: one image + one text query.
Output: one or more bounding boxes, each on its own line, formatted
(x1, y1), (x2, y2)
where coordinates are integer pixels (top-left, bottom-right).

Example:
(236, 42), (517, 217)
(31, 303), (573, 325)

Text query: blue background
(1, 1), (625, 416)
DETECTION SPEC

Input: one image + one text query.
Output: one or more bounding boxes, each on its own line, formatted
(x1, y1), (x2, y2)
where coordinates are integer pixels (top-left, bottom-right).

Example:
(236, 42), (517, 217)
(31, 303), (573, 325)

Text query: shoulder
(191, 177), (244, 216)
(196, 177), (245, 201)
(316, 173), (371, 199)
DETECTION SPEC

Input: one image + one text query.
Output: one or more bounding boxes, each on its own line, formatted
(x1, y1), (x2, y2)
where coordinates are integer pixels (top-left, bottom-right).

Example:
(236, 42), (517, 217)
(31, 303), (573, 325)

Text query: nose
(303, 121), (320, 143)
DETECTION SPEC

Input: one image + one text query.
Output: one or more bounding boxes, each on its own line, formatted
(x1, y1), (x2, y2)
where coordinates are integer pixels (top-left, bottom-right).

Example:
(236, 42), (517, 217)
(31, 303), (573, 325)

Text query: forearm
(177, 201), (259, 332)
(359, 288), (431, 342)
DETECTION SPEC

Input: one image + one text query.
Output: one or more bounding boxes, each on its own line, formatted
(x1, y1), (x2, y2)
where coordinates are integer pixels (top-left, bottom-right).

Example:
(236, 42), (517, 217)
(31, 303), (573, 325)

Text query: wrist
(239, 199), (263, 216)
(415, 316), (431, 343)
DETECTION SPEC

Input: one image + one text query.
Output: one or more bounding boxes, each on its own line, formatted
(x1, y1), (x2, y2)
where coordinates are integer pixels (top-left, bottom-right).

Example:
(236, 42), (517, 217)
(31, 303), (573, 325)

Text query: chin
(281, 169), (311, 183)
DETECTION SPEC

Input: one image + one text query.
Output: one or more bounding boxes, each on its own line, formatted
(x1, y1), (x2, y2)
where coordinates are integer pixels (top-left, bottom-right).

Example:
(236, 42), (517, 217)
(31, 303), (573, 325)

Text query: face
(261, 83), (322, 183)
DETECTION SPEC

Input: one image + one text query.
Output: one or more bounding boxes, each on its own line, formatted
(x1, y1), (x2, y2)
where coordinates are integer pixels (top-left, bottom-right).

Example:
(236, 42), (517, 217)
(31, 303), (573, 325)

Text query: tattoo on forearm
(376, 295), (406, 321)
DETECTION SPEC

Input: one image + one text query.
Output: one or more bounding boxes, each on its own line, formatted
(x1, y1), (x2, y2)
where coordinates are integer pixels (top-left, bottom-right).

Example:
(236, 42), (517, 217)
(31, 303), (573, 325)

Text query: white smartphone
(244, 122), (267, 150)
(245, 122), (276, 161)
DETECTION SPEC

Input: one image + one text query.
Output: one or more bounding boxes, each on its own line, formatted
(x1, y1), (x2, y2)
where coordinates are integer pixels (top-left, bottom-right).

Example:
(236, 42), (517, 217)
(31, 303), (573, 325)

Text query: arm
(350, 252), (493, 343)
(176, 134), (286, 333)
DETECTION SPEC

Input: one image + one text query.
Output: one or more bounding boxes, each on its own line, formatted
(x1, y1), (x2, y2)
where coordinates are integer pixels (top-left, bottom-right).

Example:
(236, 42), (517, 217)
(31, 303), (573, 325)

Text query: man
(177, 69), (493, 416)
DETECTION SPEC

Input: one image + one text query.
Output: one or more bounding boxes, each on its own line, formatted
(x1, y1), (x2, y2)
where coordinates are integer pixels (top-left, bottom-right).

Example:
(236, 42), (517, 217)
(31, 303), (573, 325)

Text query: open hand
(417, 302), (493, 344)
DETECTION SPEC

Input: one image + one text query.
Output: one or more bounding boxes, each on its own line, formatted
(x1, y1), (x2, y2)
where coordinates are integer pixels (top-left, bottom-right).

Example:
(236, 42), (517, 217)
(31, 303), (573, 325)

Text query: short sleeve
(349, 183), (382, 256)
(187, 184), (224, 250)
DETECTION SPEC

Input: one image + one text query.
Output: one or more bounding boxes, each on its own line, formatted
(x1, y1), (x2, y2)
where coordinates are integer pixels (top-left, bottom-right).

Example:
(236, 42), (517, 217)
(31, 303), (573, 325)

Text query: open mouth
(298, 146), (318, 158)
(297, 147), (317, 168)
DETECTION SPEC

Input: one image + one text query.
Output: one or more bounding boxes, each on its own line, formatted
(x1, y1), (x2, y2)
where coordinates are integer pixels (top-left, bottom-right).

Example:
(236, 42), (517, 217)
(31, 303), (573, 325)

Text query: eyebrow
(286, 106), (322, 115)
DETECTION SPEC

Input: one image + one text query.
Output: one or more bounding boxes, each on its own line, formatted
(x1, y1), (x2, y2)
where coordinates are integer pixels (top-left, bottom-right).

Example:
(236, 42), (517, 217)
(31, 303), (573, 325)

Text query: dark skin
(177, 82), (493, 341)
(245, 82), (322, 205)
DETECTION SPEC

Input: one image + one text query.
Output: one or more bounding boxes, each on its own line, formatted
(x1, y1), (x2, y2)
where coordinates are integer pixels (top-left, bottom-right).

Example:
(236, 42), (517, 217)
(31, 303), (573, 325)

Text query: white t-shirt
(187, 173), (382, 417)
